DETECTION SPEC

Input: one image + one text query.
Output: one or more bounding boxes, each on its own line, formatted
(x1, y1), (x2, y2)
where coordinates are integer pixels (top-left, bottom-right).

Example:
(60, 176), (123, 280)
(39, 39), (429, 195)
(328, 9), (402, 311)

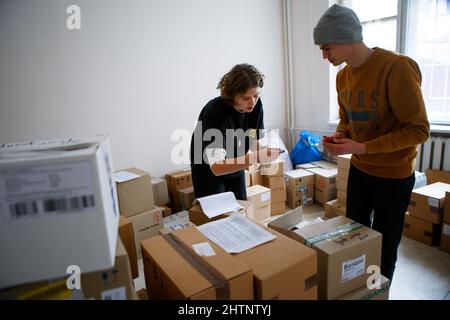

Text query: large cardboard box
(118, 215), (139, 279)
(408, 182), (450, 224)
(440, 222), (450, 253)
(178, 187), (195, 210)
(325, 199), (346, 218)
(308, 167), (337, 204)
(260, 161), (284, 176)
(81, 238), (135, 300)
(337, 275), (390, 300)
(151, 177), (169, 206)
(403, 212), (441, 246)
(188, 200), (264, 225)
(126, 207), (164, 259)
(115, 167), (154, 218)
(0, 135), (119, 289)
(285, 169), (315, 188)
(286, 185), (314, 209)
(271, 187), (287, 203)
(246, 185), (271, 208)
(271, 215), (382, 300)
(165, 170), (192, 212)
(234, 226), (317, 300)
(250, 169), (263, 186)
(264, 175), (285, 190)
(141, 227), (254, 299)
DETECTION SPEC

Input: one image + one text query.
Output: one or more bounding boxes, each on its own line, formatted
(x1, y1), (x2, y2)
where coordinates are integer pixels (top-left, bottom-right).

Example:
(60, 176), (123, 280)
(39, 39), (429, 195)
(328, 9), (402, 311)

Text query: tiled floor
(134, 205), (450, 300)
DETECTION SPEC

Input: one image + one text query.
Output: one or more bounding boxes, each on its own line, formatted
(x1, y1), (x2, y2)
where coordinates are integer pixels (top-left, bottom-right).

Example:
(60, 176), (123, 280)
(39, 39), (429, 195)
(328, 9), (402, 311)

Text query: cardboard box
(286, 195), (314, 209)
(245, 170), (250, 187)
(118, 215), (139, 279)
(285, 169), (315, 188)
(338, 167), (349, 180)
(443, 192), (450, 223)
(151, 177), (169, 206)
(337, 154), (351, 171)
(337, 275), (390, 300)
(440, 222), (450, 253)
(403, 212), (441, 246)
(188, 200), (254, 226)
(260, 161), (284, 176)
(141, 226), (254, 300)
(271, 201), (286, 216)
(426, 169), (450, 185)
(337, 177), (347, 192)
(310, 160), (338, 170)
(250, 170), (263, 186)
(408, 182), (450, 224)
(264, 175), (285, 190)
(235, 226), (317, 300)
(315, 188), (337, 205)
(325, 199), (346, 218)
(178, 187), (195, 210)
(246, 185), (271, 208)
(81, 238), (135, 300)
(166, 170), (192, 212)
(160, 205), (172, 218)
(0, 135), (119, 289)
(272, 215), (382, 300)
(308, 167), (338, 204)
(115, 167), (155, 218)
(286, 184), (314, 200)
(126, 207), (164, 259)
(338, 190), (347, 204)
(251, 205), (271, 222)
(271, 187), (286, 203)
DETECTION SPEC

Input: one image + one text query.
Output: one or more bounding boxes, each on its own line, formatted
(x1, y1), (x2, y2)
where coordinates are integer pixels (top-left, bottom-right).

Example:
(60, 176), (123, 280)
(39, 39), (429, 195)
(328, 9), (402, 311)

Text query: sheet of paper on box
(198, 214), (276, 253)
(113, 171), (140, 183)
(196, 192), (243, 218)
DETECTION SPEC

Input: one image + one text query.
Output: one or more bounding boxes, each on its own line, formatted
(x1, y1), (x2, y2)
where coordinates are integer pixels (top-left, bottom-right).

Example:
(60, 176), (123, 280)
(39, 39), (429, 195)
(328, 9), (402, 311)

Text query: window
(330, 0), (450, 125)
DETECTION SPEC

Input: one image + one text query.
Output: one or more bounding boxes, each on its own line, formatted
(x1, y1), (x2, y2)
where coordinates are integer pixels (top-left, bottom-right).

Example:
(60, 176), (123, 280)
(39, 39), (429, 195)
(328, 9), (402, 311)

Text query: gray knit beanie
(313, 4), (363, 45)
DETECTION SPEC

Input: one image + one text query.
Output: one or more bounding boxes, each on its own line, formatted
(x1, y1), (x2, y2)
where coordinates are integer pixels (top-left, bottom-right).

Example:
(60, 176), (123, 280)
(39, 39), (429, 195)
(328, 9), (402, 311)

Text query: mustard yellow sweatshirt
(336, 48), (430, 179)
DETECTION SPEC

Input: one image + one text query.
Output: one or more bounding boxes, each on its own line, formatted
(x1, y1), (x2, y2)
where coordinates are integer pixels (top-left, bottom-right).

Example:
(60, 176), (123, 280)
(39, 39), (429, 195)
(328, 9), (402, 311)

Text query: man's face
(233, 87), (261, 113)
(319, 43), (352, 66)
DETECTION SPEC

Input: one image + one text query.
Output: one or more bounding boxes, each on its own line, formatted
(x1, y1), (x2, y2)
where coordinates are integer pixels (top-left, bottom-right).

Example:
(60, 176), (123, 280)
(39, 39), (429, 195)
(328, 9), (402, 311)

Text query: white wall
(0, 0), (286, 177)
(289, 0), (337, 141)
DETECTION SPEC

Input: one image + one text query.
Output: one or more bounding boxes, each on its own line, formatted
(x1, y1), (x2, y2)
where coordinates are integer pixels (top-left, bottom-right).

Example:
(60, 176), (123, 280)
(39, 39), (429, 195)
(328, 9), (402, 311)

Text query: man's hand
(323, 138), (366, 155)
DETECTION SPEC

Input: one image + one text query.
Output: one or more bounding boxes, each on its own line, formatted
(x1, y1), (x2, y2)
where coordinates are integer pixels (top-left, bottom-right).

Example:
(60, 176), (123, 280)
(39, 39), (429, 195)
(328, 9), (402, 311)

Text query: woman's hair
(217, 63), (265, 104)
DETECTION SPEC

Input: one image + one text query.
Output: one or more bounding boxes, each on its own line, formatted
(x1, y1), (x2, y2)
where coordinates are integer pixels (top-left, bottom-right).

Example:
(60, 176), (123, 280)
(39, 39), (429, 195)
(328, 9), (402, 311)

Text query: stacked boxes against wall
(285, 169), (315, 209)
(325, 154), (351, 218)
(297, 161), (338, 206)
(268, 211), (385, 300)
(260, 161), (286, 215)
(115, 168), (163, 259)
(404, 182), (450, 246)
(441, 192), (450, 253)
(165, 170), (193, 213)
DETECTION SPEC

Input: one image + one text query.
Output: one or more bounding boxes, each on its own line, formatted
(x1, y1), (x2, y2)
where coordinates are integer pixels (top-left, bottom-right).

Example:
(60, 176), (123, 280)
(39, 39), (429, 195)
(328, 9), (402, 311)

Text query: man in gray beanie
(314, 4), (430, 284)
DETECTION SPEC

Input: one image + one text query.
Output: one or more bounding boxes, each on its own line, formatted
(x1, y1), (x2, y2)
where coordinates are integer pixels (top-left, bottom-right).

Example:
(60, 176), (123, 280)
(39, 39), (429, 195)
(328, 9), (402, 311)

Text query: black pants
(346, 164), (415, 282)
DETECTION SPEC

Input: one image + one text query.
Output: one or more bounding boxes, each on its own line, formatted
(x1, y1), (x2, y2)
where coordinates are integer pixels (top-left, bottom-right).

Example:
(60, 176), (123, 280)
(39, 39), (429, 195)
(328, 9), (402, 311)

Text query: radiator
(416, 134), (450, 172)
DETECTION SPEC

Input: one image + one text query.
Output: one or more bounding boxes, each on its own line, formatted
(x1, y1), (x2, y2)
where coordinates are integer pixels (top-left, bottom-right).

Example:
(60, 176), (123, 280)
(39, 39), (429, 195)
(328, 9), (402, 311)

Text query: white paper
(163, 210), (190, 231)
(341, 254), (366, 283)
(427, 197), (439, 208)
(113, 171), (140, 183)
(292, 217), (323, 230)
(198, 214), (276, 253)
(192, 242), (216, 257)
(196, 192), (243, 219)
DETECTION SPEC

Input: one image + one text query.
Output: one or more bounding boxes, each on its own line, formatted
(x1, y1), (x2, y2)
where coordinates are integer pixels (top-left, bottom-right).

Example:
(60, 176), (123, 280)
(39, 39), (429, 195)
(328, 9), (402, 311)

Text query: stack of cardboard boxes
(285, 169), (315, 209)
(325, 154), (350, 218)
(404, 182), (450, 246)
(165, 170), (193, 213)
(115, 168), (163, 259)
(260, 161), (287, 215)
(151, 177), (171, 217)
(299, 161), (338, 205)
(246, 185), (272, 222)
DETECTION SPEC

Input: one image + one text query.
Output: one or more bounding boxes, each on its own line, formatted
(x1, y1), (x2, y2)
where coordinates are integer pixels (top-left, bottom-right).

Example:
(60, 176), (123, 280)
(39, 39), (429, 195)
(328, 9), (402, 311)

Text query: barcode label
(8, 195), (95, 219)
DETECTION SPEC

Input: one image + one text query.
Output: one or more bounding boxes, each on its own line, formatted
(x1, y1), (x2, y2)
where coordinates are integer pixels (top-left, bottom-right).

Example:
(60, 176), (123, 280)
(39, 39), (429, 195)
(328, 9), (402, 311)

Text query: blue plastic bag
(290, 130), (322, 166)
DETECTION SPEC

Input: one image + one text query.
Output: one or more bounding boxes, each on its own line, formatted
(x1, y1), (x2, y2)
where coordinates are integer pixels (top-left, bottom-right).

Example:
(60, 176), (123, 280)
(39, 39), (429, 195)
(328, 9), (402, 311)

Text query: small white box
(0, 135), (119, 289)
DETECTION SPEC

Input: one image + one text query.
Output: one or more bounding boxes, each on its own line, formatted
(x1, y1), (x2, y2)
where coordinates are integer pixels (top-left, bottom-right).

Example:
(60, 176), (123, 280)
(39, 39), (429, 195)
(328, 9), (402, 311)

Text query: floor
(134, 205), (450, 300)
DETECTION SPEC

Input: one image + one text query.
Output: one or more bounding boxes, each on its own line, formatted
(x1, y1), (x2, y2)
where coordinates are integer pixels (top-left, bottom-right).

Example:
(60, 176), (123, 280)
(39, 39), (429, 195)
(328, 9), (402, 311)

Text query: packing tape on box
(304, 221), (364, 247)
(162, 233), (230, 299)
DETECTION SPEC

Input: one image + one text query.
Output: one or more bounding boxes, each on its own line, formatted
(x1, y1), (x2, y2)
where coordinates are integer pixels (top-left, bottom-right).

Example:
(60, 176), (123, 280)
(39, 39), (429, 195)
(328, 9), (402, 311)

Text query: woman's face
(233, 87), (261, 113)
